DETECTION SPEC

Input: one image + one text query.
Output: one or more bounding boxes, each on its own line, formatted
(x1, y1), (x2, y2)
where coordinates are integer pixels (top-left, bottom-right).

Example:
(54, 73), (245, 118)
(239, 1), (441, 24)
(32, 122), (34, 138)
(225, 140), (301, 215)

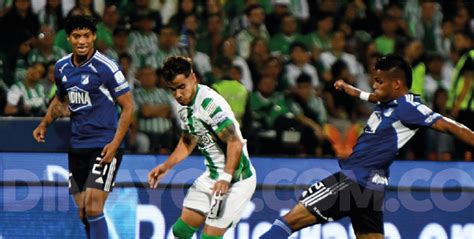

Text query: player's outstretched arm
(213, 123), (244, 196)
(32, 95), (66, 143)
(148, 131), (197, 189)
(431, 116), (474, 147)
(100, 91), (134, 164)
(334, 79), (379, 103)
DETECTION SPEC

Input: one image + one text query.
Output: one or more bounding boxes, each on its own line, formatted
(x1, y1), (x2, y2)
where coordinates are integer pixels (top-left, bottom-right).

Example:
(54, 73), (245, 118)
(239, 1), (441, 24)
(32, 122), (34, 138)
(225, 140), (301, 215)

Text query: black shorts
(68, 148), (123, 194)
(299, 172), (384, 234)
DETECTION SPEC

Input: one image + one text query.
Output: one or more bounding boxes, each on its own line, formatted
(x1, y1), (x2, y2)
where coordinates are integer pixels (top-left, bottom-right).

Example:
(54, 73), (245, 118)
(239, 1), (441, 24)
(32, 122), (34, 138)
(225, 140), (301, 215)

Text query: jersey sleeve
(54, 63), (66, 99)
(103, 66), (130, 99)
(176, 107), (190, 132)
(180, 120), (189, 132)
(398, 100), (442, 127)
(200, 97), (234, 134)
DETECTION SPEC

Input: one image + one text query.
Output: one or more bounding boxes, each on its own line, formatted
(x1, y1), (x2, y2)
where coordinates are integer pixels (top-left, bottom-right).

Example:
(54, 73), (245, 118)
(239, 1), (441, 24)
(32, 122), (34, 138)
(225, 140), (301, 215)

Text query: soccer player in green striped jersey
(148, 56), (256, 239)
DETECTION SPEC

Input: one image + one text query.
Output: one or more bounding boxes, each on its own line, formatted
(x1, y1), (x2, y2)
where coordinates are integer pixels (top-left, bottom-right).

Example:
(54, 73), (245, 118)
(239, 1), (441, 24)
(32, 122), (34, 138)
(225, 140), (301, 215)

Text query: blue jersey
(340, 94), (442, 190)
(55, 51), (130, 148)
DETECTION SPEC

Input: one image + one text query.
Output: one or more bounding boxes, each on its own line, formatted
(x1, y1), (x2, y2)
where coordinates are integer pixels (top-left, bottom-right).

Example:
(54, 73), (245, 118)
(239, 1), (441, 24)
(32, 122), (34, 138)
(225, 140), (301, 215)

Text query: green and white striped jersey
(128, 31), (159, 68)
(176, 84), (254, 182)
(7, 81), (47, 114)
(133, 87), (174, 134)
(28, 46), (66, 65)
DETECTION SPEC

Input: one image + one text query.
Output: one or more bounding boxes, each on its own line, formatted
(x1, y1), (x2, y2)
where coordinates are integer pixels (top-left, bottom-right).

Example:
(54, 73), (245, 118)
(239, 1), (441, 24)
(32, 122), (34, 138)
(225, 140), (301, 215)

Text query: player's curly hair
(162, 56), (193, 82)
(375, 54), (413, 89)
(64, 15), (97, 35)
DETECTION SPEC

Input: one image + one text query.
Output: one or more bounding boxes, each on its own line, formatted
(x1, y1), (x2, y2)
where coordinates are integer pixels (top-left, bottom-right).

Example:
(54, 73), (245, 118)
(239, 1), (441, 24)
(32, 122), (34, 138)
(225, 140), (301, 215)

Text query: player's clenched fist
(33, 124), (47, 143)
(148, 164), (169, 189)
(334, 79), (347, 91)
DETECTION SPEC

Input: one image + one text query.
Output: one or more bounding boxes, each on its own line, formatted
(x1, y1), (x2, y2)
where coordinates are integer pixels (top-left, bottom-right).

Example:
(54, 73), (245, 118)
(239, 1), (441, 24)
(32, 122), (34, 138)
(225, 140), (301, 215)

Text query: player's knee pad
(200, 233), (223, 239)
(172, 218), (198, 239)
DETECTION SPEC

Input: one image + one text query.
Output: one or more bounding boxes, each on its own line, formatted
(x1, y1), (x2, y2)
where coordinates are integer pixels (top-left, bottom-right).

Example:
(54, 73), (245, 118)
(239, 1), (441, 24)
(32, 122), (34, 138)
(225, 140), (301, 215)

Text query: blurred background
(1, 0), (474, 160)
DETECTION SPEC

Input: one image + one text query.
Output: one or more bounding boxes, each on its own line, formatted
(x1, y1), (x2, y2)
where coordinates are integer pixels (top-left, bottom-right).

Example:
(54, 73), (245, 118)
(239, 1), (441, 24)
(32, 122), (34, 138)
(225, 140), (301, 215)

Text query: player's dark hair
(375, 54), (413, 89)
(162, 56), (193, 82)
(64, 15), (97, 35)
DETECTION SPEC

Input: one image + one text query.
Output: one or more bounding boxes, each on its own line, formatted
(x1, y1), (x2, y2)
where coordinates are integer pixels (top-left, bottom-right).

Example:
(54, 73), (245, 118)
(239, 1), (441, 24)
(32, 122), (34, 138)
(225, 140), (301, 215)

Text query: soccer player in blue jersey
(260, 55), (474, 239)
(32, 15), (134, 239)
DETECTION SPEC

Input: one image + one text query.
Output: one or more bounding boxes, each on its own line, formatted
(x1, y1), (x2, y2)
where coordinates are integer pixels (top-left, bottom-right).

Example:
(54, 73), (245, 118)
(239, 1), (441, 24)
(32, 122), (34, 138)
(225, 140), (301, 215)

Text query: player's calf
(200, 233), (223, 239)
(172, 218), (198, 239)
(80, 216), (90, 239)
(282, 203), (319, 230)
(87, 213), (108, 239)
(84, 189), (109, 239)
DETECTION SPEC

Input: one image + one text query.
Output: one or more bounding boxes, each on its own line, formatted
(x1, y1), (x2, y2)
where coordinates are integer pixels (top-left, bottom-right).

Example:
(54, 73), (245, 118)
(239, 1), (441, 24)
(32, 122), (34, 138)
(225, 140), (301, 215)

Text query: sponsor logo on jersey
(371, 173), (388, 185)
(384, 107), (394, 117)
(95, 177), (104, 184)
(114, 71), (126, 84)
(425, 113), (440, 124)
(204, 101), (218, 115)
(67, 86), (92, 111)
(417, 104), (433, 116)
(365, 111), (382, 133)
(197, 133), (214, 147)
(213, 112), (228, 125)
(81, 75), (89, 85)
(59, 63), (68, 73)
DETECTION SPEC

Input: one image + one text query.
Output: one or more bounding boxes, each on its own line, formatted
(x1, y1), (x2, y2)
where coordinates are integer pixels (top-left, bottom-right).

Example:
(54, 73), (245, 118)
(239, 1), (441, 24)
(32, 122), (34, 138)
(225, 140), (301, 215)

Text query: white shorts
(182, 171), (257, 228)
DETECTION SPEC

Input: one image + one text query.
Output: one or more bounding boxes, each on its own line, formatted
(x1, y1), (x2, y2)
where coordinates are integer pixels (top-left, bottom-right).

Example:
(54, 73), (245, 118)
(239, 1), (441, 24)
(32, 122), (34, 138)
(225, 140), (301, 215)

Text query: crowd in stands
(0, 0), (473, 161)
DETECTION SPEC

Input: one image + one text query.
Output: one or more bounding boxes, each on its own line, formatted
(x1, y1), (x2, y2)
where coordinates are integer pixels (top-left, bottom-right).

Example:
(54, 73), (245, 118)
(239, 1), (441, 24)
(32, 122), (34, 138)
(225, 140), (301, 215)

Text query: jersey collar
(69, 50), (97, 67)
(189, 84), (200, 106)
(382, 98), (399, 107)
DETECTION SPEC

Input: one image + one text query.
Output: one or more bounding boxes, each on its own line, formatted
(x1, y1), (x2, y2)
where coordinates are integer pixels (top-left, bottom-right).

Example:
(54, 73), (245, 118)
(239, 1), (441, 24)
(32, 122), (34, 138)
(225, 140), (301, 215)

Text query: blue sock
(87, 213), (108, 239)
(260, 218), (293, 239)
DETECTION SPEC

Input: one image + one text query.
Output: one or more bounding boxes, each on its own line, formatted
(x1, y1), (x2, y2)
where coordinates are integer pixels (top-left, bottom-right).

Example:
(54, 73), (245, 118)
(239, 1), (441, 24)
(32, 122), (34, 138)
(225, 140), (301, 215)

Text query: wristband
(218, 172), (232, 183)
(359, 91), (370, 101)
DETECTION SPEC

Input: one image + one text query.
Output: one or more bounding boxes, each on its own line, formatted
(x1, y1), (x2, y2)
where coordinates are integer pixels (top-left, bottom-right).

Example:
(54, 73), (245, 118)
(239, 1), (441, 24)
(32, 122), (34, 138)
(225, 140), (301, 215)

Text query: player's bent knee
(172, 218), (198, 239)
(85, 209), (102, 217)
(84, 197), (106, 216)
(84, 204), (104, 217)
(84, 193), (106, 216)
(200, 233), (223, 239)
(283, 203), (318, 231)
